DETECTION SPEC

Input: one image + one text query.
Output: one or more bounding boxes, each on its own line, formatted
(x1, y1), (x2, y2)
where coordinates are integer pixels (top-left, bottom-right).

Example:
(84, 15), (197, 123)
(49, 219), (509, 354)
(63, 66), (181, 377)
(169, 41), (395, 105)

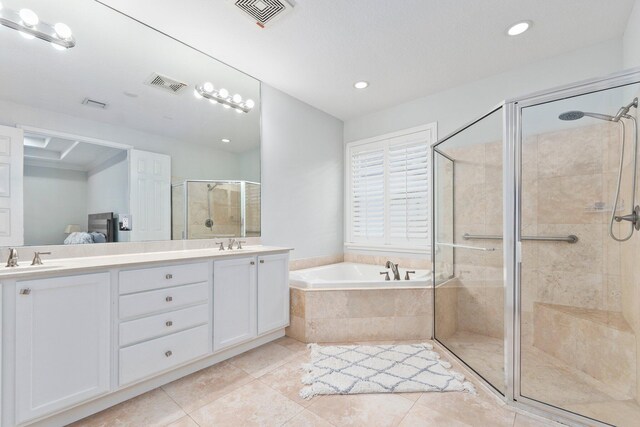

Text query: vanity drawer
(119, 282), (209, 320)
(119, 303), (209, 347)
(119, 262), (209, 295)
(119, 325), (209, 386)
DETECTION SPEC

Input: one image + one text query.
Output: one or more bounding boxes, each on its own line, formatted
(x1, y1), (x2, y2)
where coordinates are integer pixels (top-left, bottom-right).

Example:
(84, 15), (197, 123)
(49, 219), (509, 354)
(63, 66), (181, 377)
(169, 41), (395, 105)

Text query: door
(129, 149), (171, 241)
(0, 125), (23, 246)
(213, 256), (257, 351)
(15, 273), (111, 423)
(257, 253), (289, 334)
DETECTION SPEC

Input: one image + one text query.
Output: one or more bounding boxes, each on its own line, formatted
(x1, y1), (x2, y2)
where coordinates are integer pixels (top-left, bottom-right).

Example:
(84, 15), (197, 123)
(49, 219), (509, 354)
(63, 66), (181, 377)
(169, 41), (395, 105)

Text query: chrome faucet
(227, 238), (236, 250)
(6, 248), (18, 267)
(31, 251), (51, 266)
(385, 260), (401, 281)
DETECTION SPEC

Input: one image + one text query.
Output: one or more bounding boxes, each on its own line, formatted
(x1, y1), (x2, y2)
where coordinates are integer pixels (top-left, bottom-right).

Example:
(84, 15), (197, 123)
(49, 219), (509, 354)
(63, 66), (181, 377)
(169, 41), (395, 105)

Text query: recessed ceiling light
(507, 21), (531, 36)
(354, 81), (369, 89)
(221, 138), (230, 143)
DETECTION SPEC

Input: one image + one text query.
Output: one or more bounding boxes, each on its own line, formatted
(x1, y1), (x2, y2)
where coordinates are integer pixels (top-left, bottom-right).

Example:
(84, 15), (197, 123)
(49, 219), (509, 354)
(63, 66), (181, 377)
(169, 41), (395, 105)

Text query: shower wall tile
(536, 174), (603, 224)
(537, 125), (603, 178)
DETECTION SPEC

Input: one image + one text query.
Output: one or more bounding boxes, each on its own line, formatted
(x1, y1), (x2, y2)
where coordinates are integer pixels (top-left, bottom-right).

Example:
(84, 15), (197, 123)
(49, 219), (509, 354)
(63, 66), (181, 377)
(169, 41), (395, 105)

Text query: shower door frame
(432, 66), (640, 427)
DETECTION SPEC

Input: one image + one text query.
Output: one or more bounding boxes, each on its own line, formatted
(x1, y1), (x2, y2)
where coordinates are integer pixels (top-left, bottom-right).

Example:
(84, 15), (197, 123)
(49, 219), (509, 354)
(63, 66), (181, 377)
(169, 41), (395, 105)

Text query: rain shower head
(558, 110), (616, 122)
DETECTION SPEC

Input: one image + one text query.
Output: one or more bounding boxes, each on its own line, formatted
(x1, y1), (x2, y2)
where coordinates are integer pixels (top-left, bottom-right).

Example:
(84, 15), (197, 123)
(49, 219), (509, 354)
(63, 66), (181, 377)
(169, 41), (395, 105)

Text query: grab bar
(463, 233), (579, 244)
(436, 242), (496, 252)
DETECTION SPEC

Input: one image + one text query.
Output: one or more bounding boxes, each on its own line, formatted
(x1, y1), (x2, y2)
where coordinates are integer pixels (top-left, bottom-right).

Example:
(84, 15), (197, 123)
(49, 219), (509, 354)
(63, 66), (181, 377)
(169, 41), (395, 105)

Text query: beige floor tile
(166, 415), (200, 427)
(162, 361), (253, 413)
(306, 393), (413, 427)
(398, 403), (470, 426)
(513, 413), (557, 426)
(398, 392), (422, 402)
(257, 355), (319, 407)
(228, 341), (297, 377)
(283, 409), (335, 427)
(69, 388), (185, 427)
(275, 336), (311, 354)
(190, 380), (305, 426)
(414, 390), (515, 427)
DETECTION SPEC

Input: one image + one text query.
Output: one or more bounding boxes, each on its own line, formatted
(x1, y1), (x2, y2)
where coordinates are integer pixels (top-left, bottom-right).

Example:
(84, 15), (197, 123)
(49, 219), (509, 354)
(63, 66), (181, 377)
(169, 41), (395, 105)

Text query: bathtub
(289, 262), (430, 289)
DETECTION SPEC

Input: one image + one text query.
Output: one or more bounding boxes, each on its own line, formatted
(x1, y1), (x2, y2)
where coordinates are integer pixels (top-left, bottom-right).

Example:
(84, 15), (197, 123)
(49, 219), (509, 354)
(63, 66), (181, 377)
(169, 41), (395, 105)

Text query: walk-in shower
(432, 69), (640, 426)
(559, 97), (639, 241)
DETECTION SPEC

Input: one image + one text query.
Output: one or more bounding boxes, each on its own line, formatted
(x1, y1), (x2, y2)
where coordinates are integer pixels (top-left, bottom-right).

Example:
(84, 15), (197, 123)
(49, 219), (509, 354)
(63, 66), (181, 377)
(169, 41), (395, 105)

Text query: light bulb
(19, 9), (39, 27)
(354, 81), (369, 89)
(245, 99), (255, 109)
(507, 21), (531, 36)
(51, 42), (65, 51)
(218, 88), (229, 99)
(203, 82), (214, 93)
(193, 88), (203, 99)
(54, 23), (72, 40)
(232, 94), (242, 103)
(221, 138), (230, 143)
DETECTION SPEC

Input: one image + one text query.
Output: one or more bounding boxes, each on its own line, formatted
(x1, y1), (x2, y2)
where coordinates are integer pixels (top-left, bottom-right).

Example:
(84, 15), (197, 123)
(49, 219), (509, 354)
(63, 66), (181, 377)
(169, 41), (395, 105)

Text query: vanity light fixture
(507, 20), (531, 36)
(354, 81), (369, 89)
(0, 4), (76, 49)
(194, 82), (255, 113)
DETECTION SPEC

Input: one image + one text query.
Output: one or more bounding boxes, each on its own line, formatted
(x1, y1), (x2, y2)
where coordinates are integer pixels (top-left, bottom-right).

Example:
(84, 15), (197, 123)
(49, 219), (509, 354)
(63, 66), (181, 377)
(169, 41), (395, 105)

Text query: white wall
(24, 166), (88, 245)
(345, 39), (624, 143)
(260, 85), (344, 260)
(87, 151), (129, 216)
(624, 0), (640, 69)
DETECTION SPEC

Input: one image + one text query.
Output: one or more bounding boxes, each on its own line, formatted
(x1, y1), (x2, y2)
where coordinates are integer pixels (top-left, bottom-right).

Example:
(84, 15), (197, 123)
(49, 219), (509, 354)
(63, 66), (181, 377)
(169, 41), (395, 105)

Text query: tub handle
(405, 271), (416, 281)
(379, 271), (390, 281)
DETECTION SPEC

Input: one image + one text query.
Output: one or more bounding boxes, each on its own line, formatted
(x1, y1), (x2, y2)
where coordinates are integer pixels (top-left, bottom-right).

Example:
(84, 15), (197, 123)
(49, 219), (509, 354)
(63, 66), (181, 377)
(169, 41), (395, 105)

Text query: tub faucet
(385, 261), (401, 280)
(6, 248), (18, 267)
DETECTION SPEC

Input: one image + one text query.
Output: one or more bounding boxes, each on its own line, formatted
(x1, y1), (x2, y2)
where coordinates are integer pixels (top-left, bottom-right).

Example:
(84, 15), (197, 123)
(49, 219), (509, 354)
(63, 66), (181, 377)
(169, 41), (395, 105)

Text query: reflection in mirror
(0, 0), (261, 247)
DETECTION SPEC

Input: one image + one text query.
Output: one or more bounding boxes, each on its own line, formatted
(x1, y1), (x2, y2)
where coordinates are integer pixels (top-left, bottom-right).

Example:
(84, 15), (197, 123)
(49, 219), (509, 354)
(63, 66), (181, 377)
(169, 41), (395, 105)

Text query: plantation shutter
(350, 146), (385, 241)
(388, 140), (430, 243)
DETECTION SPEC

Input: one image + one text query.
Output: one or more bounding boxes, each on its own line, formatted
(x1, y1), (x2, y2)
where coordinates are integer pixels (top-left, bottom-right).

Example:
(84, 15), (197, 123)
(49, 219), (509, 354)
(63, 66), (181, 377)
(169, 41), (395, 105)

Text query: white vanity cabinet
(257, 253), (290, 334)
(14, 273), (111, 424)
(213, 252), (289, 351)
(213, 256), (257, 351)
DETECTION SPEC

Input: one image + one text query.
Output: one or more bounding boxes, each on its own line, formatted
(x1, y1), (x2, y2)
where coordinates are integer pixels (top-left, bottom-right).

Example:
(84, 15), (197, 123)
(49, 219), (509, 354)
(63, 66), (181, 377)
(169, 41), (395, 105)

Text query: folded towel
(90, 232), (107, 243)
(64, 232), (93, 245)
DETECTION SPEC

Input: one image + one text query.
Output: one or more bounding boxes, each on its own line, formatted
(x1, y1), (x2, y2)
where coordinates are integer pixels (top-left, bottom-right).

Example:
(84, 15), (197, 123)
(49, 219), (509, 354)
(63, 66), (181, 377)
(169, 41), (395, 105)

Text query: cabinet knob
(250, 261), (255, 265)
(259, 260), (265, 264)
(19, 288), (31, 295)
(165, 350), (172, 357)
(166, 296), (173, 302)
(165, 274), (173, 279)
(166, 320), (173, 327)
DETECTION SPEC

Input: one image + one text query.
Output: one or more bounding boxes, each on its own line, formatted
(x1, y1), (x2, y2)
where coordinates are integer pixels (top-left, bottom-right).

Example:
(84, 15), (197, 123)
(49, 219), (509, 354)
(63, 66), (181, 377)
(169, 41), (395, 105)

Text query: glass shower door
(518, 81), (640, 426)
(433, 107), (506, 394)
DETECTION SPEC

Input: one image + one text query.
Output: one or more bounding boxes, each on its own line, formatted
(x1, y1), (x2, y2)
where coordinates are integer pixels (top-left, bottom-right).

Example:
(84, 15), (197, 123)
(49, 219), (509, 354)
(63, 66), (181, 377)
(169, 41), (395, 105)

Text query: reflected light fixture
(507, 20), (531, 36)
(0, 4), (75, 49)
(194, 82), (254, 113)
(221, 138), (230, 143)
(354, 81), (369, 89)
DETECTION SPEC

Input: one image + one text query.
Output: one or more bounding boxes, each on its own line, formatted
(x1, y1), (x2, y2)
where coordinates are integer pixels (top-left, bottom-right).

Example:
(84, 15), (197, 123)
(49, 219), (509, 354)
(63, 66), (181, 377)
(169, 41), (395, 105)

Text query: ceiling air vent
(144, 73), (188, 95)
(82, 98), (108, 109)
(232, 0), (295, 28)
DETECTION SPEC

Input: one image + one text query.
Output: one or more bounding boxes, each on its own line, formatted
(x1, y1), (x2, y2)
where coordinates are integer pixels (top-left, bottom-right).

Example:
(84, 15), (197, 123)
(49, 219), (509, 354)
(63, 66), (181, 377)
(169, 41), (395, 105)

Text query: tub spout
(385, 261), (401, 280)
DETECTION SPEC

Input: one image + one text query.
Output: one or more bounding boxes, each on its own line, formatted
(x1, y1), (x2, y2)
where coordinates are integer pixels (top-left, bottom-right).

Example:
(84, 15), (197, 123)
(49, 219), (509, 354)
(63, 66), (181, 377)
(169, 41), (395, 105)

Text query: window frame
(344, 123), (437, 254)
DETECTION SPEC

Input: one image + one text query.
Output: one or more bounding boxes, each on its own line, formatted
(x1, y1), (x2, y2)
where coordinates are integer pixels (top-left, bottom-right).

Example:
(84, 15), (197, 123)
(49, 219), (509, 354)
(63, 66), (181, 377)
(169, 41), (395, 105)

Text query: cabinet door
(257, 253), (290, 335)
(0, 125), (23, 246)
(15, 273), (111, 424)
(213, 257), (257, 351)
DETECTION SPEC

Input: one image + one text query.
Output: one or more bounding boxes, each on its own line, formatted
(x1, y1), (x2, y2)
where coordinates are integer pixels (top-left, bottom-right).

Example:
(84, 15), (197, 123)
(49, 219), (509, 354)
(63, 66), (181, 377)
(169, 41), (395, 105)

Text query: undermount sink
(1, 264), (61, 272)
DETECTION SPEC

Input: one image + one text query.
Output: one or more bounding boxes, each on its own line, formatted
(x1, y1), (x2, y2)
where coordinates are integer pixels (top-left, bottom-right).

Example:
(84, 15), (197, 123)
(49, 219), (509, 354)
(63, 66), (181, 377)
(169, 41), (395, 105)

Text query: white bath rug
(300, 343), (475, 399)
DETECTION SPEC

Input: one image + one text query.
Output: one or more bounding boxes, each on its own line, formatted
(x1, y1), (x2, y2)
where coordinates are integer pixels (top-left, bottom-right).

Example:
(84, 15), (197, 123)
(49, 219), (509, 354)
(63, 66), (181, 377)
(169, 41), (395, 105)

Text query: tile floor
(445, 331), (640, 427)
(71, 337), (557, 427)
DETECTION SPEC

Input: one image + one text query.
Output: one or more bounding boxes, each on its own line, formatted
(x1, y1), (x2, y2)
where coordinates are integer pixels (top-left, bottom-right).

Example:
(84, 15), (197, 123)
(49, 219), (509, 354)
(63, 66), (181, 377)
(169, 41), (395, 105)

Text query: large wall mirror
(0, 0), (261, 246)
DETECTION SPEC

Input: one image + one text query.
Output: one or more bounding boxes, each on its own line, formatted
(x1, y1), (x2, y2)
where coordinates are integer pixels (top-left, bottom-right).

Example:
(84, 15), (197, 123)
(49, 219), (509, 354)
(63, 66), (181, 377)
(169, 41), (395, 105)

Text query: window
(345, 124), (436, 252)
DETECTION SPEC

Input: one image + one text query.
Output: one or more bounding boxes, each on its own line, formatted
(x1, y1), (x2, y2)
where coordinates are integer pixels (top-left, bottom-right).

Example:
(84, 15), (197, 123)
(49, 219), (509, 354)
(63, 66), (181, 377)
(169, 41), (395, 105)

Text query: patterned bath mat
(300, 343), (475, 399)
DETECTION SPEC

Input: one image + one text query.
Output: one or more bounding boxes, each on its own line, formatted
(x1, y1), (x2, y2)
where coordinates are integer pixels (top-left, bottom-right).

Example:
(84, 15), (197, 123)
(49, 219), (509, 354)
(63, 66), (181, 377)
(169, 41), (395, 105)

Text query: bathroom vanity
(0, 246), (290, 427)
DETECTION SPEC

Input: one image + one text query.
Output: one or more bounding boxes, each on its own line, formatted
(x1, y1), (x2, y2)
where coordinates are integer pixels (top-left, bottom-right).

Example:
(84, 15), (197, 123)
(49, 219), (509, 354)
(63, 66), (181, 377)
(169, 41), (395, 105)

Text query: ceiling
(0, 0), (261, 153)
(98, 0), (636, 121)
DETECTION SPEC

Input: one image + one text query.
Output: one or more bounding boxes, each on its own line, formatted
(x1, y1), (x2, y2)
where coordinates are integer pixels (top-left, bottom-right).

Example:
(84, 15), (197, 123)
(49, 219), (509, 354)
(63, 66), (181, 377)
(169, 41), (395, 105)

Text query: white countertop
(0, 245), (292, 280)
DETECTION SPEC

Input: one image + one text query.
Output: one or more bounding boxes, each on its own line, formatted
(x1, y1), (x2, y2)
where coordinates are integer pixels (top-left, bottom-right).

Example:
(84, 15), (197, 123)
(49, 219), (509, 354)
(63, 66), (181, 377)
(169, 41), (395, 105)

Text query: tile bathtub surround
(289, 253), (344, 271)
(286, 287), (432, 343)
(72, 337), (555, 427)
(343, 252), (431, 270)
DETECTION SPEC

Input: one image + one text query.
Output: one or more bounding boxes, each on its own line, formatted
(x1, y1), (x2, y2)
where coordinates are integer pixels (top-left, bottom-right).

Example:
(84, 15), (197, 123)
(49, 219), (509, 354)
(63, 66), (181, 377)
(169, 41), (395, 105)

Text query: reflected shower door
(433, 107), (506, 394)
(519, 82), (640, 426)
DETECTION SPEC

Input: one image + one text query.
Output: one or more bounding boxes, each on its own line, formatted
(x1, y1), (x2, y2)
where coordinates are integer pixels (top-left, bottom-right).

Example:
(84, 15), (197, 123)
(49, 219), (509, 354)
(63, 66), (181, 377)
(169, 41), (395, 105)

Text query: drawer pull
(19, 288), (31, 295)
(166, 320), (173, 327)
(165, 350), (172, 357)
(166, 296), (173, 302)
(250, 261), (255, 265)
(165, 274), (173, 279)
(259, 260), (265, 264)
